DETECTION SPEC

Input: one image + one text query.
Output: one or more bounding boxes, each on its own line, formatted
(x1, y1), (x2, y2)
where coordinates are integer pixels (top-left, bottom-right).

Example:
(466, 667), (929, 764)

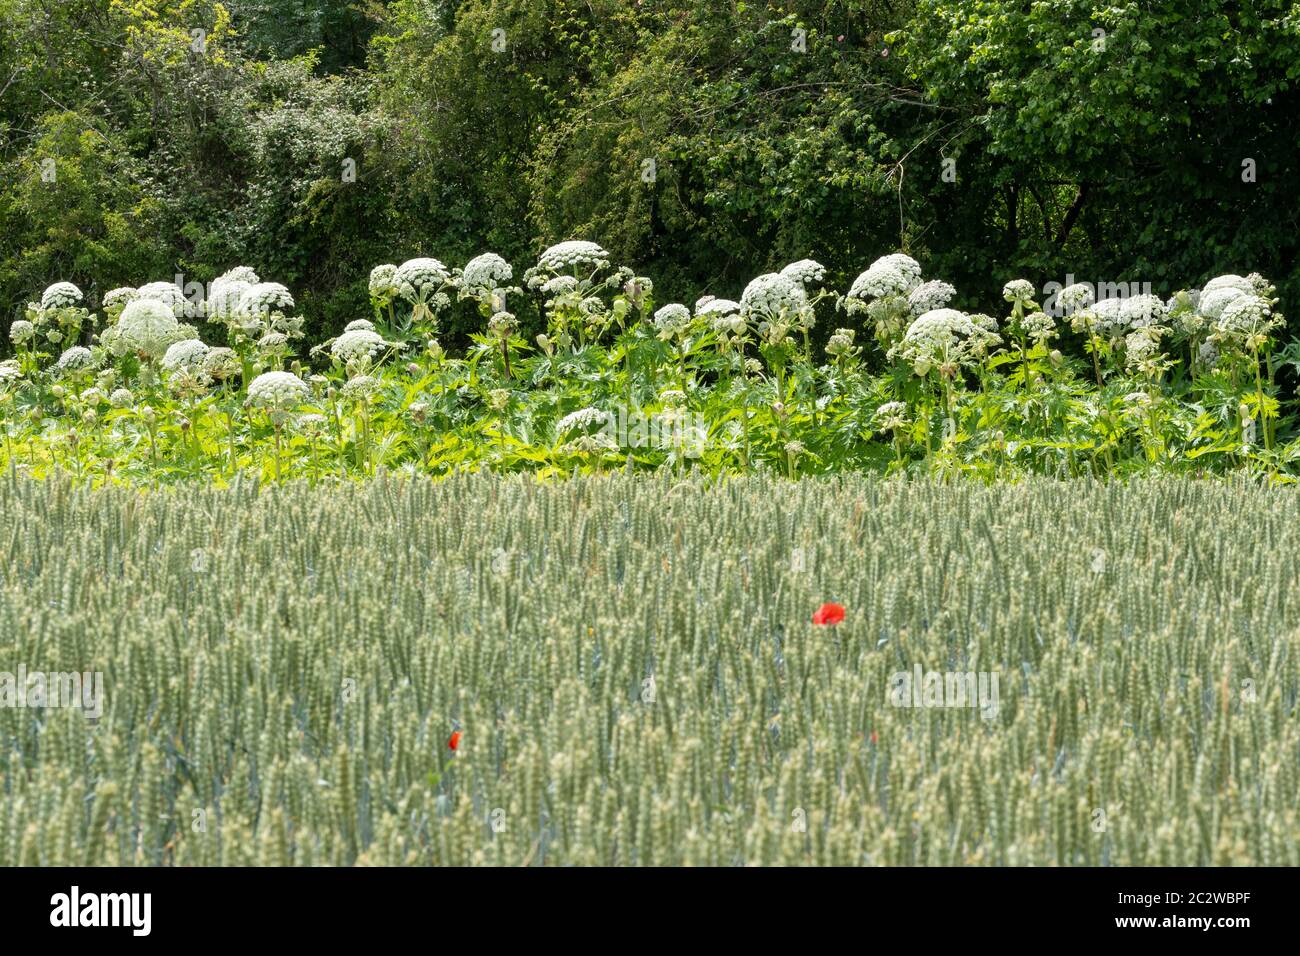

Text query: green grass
(1, 474), (1297, 865)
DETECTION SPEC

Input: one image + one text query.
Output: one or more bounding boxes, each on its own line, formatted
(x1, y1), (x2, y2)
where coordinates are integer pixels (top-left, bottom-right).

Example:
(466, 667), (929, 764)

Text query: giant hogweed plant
(1, 245), (1295, 485)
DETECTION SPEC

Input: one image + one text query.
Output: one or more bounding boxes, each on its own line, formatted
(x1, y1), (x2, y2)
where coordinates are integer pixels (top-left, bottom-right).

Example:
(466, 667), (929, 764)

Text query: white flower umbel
(161, 339), (210, 373)
(461, 253), (513, 295)
(102, 287), (139, 318)
(1002, 279), (1036, 305)
(207, 276), (253, 323)
(246, 371), (309, 480)
(9, 320), (35, 345)
(536, 241), (609, 273)
(1058, 283), (1094, 315)
(395, 258), (449, 302)
(1014, 311), (1056, 343)
(1090, 297), (1128, 337)
(653, 303), (692, 340)
(203, 347), (240, 383)
(1202, 274), (1254, 298)
(117, 299), (180, 359)
(331, 329), (387, 365)
(848, 265), (910, 300)
(137, 281), (192, 319)
(55, 346), (96, 373)
(908, 280), (956, 317)
(892, 308), (999, 377)
(1197, 286), (1246, 322)
(1121, 294), (1168, 329)
(696, 297), (740, 317)
(41, 282), (83, 311)
(740, 273), (809, 323)
(246, 371), (310, 412)
(557, 406), (611, 436)
(369, 264), (398, 302)
(238, 282), (295, 318)
(219, 265), (260, 285)
(1215, 295), (1277, 350)
(870, 253), (922, 289)
(780, 259), (826, 289)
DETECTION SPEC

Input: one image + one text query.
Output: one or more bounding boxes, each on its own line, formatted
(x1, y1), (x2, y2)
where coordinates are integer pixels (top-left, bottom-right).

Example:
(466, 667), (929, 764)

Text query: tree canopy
(2, 0), (1297, 346)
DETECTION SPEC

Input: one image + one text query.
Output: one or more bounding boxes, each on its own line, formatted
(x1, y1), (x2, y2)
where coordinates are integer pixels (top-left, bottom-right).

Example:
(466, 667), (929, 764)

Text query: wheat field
(1, 474), (1296, 865)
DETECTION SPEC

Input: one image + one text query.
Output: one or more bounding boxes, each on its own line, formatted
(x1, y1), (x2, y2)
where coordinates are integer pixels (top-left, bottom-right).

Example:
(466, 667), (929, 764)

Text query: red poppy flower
(448, 731), (461, 751)
(869, 731), (879, 745)
(812, 602), (846, 625)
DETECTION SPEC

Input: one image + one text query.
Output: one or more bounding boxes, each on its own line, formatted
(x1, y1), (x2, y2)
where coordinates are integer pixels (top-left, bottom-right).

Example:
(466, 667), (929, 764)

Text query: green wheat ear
(0, 475), (1295, 866)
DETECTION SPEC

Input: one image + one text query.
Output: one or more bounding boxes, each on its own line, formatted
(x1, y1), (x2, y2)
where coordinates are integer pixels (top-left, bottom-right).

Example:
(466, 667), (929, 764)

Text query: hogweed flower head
(55, 346), (96, 374)
(161, 339), (210, 373)
(102, 287), (139, 319)
(117, 299), (180, 359)
(1002, 279), (1036, 306)
(460, 253), (513, 296)
(1215, 295), (1278, 351)
(340, 375), (382, 403)
(9, 320), (35, 346)
(653, 303), (692, 340)
(1121, 294), (1168, 329)
(1058, 283), (1094, 315)
(246, 371), (310, 414)
(536, 240), (609, 274)
(368, 264), (399, 305)
(1013, 311), (1056, 343)
(908, 280), (956, 317)
(487, 311), (518, 341)
(741, 273), (810, 325)
(238, 282), (295, 319)
(1198, 286), (1246, 322)
(1202, 274), (1254, 298)
(41, 281), (84, 311)
(137, 281), (193, 319)
(780, 259), (826, 289)
(331, 329), (387, 366)
(557, 406), (610, 436)
(204, 347), (240, 384)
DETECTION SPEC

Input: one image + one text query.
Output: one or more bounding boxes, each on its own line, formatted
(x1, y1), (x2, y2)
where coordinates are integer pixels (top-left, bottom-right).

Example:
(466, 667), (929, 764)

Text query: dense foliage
(3, 475), (1297, 865)
(3, 1), (1298, 348)
(5, 247), (1300, 482)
